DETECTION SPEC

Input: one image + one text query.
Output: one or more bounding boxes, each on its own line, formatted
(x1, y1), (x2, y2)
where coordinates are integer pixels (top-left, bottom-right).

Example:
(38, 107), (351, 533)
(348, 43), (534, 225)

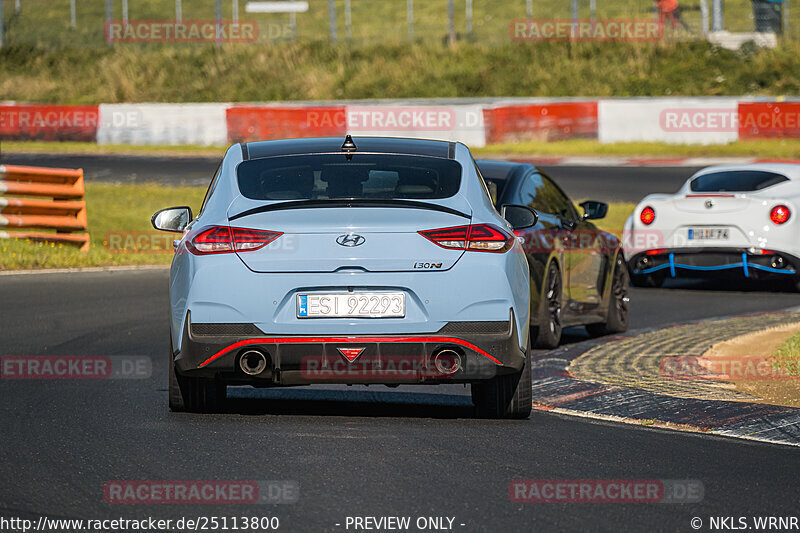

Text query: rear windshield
(690, 170), (789, 192)
(237, 154), (462, 201)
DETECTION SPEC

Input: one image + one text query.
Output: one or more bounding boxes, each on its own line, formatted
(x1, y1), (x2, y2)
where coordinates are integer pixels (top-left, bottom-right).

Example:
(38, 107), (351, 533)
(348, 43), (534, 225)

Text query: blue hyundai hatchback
(153, 137), (537, 418)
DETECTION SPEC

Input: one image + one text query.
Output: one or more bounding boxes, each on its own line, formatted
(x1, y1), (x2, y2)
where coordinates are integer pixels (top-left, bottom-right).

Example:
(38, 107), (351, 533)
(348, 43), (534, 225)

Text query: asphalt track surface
(0, 152), (696, 202)
(3, 271), (800, 532)
(2, 154), (800, 531)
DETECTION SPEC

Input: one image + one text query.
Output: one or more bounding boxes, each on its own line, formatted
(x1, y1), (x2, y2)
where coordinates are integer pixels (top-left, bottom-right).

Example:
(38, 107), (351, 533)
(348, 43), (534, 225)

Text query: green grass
(0, 181), (635, 270)
(591, 202), (636, 236)
(0, 182), (205, 270)
(772, 331), (800, 376)
(1, 1), (797, 103)
(1, 39), (800, 103)
(0, 141), (228, 157)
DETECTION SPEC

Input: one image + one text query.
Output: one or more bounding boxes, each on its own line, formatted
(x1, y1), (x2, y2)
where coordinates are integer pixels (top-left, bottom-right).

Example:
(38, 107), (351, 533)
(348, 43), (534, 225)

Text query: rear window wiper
(229, 199), (470, 221)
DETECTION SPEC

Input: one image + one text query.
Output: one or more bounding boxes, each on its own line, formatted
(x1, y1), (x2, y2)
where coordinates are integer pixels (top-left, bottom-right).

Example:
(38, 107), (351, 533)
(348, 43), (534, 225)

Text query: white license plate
(688, 227), (730, 240)
(297, 293), (405, 318)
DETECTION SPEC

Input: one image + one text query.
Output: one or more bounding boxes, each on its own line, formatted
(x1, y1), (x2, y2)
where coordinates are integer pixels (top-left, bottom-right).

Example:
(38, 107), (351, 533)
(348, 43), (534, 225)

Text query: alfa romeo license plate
(688, 227), (730, 240)
(297, 293), (405, 318)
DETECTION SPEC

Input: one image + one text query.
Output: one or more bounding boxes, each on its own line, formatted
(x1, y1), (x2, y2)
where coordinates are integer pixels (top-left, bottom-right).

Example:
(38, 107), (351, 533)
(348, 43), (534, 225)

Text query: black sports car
(477, 160), (630, 348)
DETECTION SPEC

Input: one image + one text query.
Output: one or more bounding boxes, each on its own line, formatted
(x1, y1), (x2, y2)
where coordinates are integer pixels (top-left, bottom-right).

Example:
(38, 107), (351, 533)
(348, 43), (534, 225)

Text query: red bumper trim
(197, 336), (504, 368)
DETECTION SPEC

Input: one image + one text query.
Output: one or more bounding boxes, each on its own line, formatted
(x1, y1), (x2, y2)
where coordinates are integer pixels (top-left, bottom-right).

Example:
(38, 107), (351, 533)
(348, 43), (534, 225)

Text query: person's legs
(666, 10), (679, 29)
(674, 7), (691, 31)
(658, 10), (672, 30)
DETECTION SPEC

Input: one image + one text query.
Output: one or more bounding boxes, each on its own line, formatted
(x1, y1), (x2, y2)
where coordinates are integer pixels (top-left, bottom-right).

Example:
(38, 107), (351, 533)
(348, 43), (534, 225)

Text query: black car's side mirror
(580, 200), (608, 220)
(501, 204), (539, 230)
(152, 206), (193, 233)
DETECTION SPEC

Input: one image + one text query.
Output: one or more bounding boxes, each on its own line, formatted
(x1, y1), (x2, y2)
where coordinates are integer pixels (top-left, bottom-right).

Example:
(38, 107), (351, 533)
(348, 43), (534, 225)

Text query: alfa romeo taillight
(770, 205), (791, 225)
(419, 224), (513, 253)
(187, 226), (282, 255)
(640, 206), (655, 225)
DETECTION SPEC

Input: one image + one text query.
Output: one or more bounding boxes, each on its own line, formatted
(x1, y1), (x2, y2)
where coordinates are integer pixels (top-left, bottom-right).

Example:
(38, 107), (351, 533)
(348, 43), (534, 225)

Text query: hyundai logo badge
(336, 234), (366, 247)
(705, 200), (714, 209)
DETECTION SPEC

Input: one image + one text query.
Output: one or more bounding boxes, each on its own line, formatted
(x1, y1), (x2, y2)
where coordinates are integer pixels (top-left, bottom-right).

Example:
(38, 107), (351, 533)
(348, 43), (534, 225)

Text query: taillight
(187, 226), (282, 255)
(467, 224), (513, 252)
(645, 248), (668, 256)
(770, 205), (791, 225)
(232, 227), (283, 251)
(747, 248), (779, 255)
(419, 224), (513, 253)
(640, 206), (655, 225)
(418, 225), (469, 250)
(188, 226), (233, 255)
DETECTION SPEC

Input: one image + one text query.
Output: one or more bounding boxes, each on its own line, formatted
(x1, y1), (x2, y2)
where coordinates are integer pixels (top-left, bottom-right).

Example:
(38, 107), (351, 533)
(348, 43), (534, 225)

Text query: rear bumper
(628, 247), (799, 280)
(175, 310), (525, 385)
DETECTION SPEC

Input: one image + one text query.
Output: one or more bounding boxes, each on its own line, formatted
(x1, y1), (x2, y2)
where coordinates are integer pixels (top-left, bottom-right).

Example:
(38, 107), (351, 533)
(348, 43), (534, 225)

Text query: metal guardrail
(0, 164), (90, 251)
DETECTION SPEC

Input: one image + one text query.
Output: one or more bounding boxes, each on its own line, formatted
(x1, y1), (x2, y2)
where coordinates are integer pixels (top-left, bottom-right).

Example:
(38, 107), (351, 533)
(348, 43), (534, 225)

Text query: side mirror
(501, 204), (539, 230)
(152, 206), (193, 233)
(580, 200), (608, 220)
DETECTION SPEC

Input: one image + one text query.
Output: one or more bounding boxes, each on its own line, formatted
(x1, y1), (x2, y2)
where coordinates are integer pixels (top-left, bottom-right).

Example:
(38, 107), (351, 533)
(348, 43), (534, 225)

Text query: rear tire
(586, 255), (630, 337)
(168, 345), (185, 412)
(472, 338), (532, 419)
(169, 338), (225, 413)
(533, 263), (563, 349)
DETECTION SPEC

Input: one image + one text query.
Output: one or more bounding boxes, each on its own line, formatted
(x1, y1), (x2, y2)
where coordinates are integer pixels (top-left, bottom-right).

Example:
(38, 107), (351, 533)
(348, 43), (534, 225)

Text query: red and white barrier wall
(1, 98), (798, 147)
(97, 103), (229, 146)
(598, 98), (741, 145)
(0, 104), (99, 142)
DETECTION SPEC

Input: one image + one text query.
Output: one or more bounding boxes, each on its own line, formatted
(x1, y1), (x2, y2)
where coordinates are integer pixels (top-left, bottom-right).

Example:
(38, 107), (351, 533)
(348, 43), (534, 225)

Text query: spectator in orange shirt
(656, 0), (691, 30)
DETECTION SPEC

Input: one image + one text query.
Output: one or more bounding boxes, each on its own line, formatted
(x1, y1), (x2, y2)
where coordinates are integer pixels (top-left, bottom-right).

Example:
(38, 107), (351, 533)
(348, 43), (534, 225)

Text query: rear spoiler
(229, 199), (471, 222)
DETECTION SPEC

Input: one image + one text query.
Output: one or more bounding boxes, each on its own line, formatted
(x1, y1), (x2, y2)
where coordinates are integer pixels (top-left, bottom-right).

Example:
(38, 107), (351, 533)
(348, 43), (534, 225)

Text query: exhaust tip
(239, 350), (268, 376)
(433, 348), (462, 375)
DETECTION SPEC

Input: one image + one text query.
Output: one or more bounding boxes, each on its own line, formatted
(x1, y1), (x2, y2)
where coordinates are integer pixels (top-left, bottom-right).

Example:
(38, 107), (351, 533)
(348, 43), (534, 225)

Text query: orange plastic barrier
(0, 165), (90, 251)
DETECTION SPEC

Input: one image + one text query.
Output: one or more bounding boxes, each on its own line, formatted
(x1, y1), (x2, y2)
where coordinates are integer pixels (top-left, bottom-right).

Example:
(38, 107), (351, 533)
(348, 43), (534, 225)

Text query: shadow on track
(218, 387), (478, 419)
(660, 278), (798, 293)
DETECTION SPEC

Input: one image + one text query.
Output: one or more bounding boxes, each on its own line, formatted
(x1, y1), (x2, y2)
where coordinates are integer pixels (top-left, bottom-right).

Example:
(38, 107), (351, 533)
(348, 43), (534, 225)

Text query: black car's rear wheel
(472, 338), (532, 419)
(586, 255), (630, 337)
(533, 263), (563, 349)
(169, 338), (225, 413)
